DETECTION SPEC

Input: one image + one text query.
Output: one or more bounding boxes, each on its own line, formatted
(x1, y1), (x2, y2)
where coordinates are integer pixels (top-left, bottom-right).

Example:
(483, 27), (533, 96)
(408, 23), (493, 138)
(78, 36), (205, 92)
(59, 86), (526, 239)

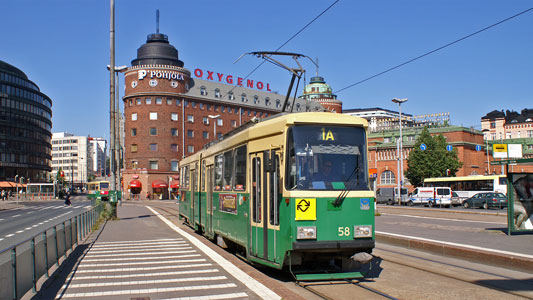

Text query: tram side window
(285, 128), (297, 189)
(252, 157), (261, 223)
(223, 150), (233, 190)
(184, 165), (190, 190)
(234, 145), (247, 191)
(201, 160), (206, 191)
(193, 163), (199, 191)
(215, 154), (223, 191)
(269, 154), (280, 226)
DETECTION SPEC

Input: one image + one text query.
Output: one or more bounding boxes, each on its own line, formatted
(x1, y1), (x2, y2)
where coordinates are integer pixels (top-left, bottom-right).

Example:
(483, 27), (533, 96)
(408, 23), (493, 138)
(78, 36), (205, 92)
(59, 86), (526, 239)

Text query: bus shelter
(492, 158), (533, 234)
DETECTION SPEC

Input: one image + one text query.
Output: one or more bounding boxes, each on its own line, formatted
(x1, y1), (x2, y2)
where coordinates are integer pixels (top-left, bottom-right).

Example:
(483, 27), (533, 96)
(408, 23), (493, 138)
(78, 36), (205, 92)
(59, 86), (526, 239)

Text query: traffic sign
(493, 144), (508, 158)
(295, 198), (316, 220)
(420, 143), (427, 151)
(475, 145), (482, 151)
(446, 145), (453, 152)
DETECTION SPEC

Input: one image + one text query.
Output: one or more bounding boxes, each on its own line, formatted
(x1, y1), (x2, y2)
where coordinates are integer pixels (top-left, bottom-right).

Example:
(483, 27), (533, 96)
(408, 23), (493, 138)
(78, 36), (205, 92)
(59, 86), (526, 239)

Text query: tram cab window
(285, 125), (369, 191)
(234, 145), (247, 191)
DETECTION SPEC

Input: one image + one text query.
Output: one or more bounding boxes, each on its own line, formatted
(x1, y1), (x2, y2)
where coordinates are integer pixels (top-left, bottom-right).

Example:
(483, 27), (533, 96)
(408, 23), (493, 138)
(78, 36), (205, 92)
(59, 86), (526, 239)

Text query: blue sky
(2, 1), (532, 139)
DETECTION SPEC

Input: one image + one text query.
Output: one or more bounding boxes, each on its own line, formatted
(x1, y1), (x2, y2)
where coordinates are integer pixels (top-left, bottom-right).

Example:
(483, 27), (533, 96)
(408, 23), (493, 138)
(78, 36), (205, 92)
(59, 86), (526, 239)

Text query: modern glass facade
(0, 60), (52, 182)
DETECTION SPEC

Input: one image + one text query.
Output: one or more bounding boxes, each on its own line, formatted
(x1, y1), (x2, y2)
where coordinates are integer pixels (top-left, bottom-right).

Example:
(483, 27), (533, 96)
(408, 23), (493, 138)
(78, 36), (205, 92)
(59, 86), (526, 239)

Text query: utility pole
(109, 0), (117, 217)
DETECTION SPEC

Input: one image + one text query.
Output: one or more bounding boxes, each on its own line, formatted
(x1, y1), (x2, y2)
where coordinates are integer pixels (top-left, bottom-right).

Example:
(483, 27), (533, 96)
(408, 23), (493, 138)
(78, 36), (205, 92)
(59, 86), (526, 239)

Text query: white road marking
(55, 283), (237, 299)
(73, 262), (211, 273)
(82, 254), (199, 262)
(11, 214), (21, 218)
(158, 292), (249, 300)
(25, 227), (31, 230)
(86, 247), (193, 255)
(78, 256), (202, 267)
(148, 206), (281, 300)
(376, 231), (533, 259)
(93, 238), (183, 245)
(0, 238), (3, 241)
(90, 241), (187, 249)
(16, 230), (24, 233)
(62, 275), (228, 289)
(380, 213), (506, 225)
(5, 234), (15, 237)
(70, 268), (219, 280)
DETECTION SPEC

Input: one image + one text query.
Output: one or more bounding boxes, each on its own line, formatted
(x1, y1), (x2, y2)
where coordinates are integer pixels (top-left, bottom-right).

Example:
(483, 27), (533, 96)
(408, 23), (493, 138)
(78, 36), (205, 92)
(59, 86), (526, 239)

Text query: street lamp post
(208, 115), (221, 140)
(392, 98), (408, 205)
(482, 129), (491, 174)
(15, 175), (19, 203)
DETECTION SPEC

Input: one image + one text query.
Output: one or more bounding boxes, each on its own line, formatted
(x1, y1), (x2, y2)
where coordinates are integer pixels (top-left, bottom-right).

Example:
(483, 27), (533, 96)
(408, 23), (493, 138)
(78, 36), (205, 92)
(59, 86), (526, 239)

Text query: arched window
(380, 170), (395, 185)
(241, 94), (247, 102)
(228, 91), (235, 100)
(276, 99), (281, 108)
(200, 86), (207, 96)
(253, 95), (259, 104)
(214, 88), (221, 98)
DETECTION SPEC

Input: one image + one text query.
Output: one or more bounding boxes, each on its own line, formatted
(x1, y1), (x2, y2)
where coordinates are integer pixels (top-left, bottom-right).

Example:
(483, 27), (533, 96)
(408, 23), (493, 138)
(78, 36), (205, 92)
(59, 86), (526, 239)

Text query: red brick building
(120, 32), (325, 199)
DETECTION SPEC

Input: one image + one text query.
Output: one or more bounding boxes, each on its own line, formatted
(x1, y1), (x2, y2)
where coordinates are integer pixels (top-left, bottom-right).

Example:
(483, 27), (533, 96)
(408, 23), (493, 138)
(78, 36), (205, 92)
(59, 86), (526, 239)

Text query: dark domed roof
(131, 33), (184, 67)
(0, 60), (28, 79)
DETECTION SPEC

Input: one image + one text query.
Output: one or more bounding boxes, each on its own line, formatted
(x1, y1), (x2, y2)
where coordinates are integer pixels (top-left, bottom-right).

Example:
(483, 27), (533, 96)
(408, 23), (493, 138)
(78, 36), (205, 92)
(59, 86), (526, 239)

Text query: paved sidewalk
(33, 203), (281, 300)
(0, 200), (22, 210)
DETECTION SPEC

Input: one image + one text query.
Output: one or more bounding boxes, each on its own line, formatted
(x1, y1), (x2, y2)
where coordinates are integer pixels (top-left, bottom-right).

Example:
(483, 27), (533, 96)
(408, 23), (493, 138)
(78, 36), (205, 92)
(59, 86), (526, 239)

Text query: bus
(424, 175), (507, 198)
(26, 183), (55, 200)
(178, 112), (374, 280)
(87, 181), (110, 201)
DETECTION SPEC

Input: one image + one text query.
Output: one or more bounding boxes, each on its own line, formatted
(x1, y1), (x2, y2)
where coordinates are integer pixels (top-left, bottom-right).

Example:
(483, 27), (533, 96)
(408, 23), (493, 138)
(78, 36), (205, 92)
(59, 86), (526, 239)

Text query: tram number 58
(338, 226), (350, 236)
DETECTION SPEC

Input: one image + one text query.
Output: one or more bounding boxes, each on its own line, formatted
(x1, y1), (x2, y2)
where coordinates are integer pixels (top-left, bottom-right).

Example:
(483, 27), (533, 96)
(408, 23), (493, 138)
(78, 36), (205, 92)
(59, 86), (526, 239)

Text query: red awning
(151, 180), (168, 188)
(170, 180), (180, 189)
(128, 179), (142, 188)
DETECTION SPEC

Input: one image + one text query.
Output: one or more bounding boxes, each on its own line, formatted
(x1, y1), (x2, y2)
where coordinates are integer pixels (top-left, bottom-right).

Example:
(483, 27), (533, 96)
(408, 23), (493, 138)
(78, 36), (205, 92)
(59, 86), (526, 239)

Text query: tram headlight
(297, 226), (317, 240)
(354, 225), (373, 238)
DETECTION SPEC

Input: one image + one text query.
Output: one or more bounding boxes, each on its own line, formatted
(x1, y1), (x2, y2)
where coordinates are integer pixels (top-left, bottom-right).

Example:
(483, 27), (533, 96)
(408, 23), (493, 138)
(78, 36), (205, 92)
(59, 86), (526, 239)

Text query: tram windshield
(285, 125), (369, 191)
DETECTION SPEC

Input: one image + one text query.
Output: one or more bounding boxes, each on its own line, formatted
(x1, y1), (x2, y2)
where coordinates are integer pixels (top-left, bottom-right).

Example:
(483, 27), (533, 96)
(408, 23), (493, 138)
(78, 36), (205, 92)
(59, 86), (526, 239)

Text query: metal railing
(0, 202), (103, 300)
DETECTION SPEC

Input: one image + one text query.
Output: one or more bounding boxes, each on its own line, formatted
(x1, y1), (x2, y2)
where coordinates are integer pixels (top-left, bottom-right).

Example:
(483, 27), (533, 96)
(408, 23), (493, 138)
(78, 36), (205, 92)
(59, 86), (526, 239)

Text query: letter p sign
(138, 70), (147, 80)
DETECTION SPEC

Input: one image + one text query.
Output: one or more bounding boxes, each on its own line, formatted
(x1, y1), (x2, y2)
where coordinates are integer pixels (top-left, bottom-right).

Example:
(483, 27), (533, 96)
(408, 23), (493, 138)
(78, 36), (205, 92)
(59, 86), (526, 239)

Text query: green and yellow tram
(86, 180), (110, 201)
(178, 112), (374, 280)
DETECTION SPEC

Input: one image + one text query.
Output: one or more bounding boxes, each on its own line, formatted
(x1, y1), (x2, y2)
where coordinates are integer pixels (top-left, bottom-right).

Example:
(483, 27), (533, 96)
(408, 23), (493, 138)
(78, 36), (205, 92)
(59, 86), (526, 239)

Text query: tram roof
(180, 112), (368, 164)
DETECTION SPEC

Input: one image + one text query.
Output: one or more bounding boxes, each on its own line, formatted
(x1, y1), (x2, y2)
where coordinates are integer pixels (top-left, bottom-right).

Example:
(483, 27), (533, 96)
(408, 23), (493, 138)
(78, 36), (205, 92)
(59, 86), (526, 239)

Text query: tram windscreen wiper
(333, 159), (359, 207)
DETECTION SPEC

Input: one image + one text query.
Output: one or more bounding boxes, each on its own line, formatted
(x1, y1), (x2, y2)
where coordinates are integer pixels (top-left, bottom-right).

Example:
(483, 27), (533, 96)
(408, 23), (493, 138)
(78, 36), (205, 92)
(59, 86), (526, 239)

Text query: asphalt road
(376, 206), (533, 257)
(0, 196), (92, 251)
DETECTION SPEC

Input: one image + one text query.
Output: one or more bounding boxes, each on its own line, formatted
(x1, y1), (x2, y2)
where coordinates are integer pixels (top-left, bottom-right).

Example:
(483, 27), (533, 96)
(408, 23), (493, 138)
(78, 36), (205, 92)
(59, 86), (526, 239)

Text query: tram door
(191, 163), (200, 229)
(205, 164), (214, 238)
(250, 150), (281, 263)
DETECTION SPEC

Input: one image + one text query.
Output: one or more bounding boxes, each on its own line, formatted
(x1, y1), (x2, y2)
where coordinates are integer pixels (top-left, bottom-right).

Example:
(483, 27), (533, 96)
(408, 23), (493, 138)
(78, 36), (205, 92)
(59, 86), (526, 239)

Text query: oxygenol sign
(138, 70), (186, 81)
(193, 68), (272, 92)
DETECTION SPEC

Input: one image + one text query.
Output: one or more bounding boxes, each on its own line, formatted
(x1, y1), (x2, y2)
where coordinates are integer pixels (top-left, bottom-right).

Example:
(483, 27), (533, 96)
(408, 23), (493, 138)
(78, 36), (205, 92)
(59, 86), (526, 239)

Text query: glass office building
(0, 60), (52, 182)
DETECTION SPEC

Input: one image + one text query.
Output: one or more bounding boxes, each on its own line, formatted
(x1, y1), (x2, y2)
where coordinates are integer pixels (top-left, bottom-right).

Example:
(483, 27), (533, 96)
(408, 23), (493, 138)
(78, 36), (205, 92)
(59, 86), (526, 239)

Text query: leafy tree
(405, 127), (463, 187)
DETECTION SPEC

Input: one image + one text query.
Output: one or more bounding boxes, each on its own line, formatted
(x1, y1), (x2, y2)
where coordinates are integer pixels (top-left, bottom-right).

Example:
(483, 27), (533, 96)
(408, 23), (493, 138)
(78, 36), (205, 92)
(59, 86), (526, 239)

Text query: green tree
(405, 127), (463, 187)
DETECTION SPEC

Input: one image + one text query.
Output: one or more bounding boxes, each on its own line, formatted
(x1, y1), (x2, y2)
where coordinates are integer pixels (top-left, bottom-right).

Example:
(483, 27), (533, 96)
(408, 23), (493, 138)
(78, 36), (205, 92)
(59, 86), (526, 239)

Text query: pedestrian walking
(1, 190), (5, 201)
(64, 191), (71, 206)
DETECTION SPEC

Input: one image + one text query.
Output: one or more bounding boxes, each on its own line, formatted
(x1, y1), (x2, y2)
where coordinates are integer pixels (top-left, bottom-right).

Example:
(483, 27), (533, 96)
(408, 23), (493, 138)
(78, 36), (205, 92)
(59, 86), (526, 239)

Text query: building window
(171, 128), (178, 136)
(199, 103), (204, 110)
(149, 127), (157, 136)
(131, 144), (138, 152)
(217, 133), (223, 139)
(228, 92), (235, 100)
(187, 145), (194, 153)
(276, 99), (281, 108)
(200, 86), (207, 96)
(156, 97), (162, 104)
(150, 143), (157, 151)
(136, 98), (141, 105)
(171, 161), (178, 171)
(203, 117), (209, 125)
(506, 132), (511, 139)
(191, 102), (197, 108)
(167, 98), (172, 105)
(232, 120), (237, 128)
(187, 115), (194, 123)
(380, 170), (395, 185)
(265, 97), (270, 106)
(187, 130), (194, 138)
(146, 98), (152, 105)
(131, 128), (137, 136)
(150, 112), (158, 120)
(171, 144), (178, 152)
(171, 113), (178, 121)
(215, 88), (221, 98)
(128, 99), (133, 106)
(203, 131), (209, 139)
(253, 95), (259, 104)
(241, 94), (247, 102)
(528, 130), (533, 138)
(149, 160), (158, 170)
(131, 113), (137, 121)
(217, 119), (223, 126)
(176, 99), (181, 106)
(207, 104), (211, 110)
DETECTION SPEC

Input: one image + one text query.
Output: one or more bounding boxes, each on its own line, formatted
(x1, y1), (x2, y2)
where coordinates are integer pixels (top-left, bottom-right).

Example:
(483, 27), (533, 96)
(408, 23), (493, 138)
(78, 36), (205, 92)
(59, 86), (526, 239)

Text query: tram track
(297, 279), (399, 300)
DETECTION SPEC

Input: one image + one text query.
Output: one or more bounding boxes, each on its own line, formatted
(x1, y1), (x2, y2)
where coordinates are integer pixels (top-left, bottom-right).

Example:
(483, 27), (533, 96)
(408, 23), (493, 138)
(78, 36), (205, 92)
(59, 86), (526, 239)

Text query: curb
(376, 205), (507, 217)
(376, 232), (533, 274)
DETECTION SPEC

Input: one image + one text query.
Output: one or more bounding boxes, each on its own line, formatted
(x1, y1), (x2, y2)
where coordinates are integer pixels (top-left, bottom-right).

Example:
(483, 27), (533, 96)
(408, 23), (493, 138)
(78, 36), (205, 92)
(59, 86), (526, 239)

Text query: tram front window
(286, 125), (369, 191)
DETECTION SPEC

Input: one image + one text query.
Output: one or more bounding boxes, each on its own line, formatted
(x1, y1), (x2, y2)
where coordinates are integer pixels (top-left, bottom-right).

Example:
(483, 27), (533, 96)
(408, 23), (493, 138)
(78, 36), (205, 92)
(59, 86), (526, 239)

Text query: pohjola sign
(193, 68), (272, 92)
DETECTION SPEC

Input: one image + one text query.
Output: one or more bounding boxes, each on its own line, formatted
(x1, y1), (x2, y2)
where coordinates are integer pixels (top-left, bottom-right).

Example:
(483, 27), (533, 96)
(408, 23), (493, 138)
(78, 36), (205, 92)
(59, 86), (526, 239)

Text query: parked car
(463, 192), (507, 209)
(450, 191), (463, 207)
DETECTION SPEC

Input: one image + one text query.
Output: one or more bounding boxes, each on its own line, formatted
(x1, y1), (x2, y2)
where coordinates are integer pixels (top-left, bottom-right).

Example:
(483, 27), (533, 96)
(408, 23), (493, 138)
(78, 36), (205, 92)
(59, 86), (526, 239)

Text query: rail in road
(375, 205), (533, 273)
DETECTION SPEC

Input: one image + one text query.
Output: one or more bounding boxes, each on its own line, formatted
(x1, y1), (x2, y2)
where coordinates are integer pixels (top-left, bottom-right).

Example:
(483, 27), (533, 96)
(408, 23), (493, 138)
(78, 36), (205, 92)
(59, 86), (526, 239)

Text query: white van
(408, 187), (452, 208)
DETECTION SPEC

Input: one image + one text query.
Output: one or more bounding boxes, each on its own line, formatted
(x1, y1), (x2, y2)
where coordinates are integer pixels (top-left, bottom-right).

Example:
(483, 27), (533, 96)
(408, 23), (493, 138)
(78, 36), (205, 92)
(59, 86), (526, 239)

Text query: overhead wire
(335, 7), (533, 94)
(224, 0), (339, 97)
